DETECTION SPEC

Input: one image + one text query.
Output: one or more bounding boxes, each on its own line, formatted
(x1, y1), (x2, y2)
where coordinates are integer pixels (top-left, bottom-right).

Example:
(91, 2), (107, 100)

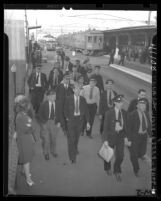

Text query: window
(99, 37), (102, 43)
(94, 36), (97, 43)
(88, 36), (92, 43)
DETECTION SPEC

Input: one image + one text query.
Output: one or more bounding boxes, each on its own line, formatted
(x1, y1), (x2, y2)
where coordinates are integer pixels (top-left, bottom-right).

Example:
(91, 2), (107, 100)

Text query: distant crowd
(106, 45), (151, 66)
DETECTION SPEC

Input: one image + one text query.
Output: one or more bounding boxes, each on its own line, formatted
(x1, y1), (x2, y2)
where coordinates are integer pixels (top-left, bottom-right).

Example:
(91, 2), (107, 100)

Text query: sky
(4, 9), (157, 37)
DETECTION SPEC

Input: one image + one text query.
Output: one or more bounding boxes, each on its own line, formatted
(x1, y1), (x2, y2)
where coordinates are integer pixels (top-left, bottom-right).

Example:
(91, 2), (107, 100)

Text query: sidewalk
(109, 64), (152, 84)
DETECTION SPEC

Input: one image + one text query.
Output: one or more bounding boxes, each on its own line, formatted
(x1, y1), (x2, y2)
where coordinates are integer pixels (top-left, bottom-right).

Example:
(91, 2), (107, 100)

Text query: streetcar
(57, 25), (156, 57)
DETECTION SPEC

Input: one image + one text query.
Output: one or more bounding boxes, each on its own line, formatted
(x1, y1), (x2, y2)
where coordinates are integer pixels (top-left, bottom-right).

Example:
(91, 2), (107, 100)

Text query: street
(16, 50), (152, 196)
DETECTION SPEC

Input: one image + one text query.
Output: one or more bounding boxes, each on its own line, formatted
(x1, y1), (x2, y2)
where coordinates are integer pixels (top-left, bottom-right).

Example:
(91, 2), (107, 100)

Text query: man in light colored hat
(28, 65), (48, 115)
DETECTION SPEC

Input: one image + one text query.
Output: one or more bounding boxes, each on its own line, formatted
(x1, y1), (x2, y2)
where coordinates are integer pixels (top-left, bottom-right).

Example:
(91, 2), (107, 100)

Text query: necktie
(142, 112), (147, 131)
(109, 90), (112, 106)
(89, 87), (93, 99)
(118, 110), (122, 127)
(36, 73), (39, 84)
(50, 102), (55, 119)
(74, 73), (76, 81)
(75, 97), (79, 114)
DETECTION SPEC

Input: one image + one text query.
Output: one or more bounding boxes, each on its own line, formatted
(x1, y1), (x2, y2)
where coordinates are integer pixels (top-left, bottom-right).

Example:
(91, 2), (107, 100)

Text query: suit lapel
(80, 96), (83, 115)
(71, 95), (75, 114)
(47, 101), (50, 119)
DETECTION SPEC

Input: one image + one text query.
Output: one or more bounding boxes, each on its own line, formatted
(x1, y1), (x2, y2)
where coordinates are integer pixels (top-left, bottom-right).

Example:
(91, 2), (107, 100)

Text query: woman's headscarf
(14, 94), (30, 114)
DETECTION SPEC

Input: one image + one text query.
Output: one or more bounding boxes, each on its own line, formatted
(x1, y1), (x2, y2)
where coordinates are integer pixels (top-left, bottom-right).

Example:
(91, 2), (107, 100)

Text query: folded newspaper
(98, 141), (114, 163)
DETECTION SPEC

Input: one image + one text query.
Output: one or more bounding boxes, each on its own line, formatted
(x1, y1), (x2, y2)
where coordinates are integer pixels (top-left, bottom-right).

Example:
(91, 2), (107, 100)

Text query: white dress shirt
(138, 110), (148, 133)
(82, 85), (100, 107)
(48, 101), (55, 119)
(115, 107), (123, 128)
(64, 83), (68, 89)
(36, 72), (41, 87)
(74, 95), (80, 116)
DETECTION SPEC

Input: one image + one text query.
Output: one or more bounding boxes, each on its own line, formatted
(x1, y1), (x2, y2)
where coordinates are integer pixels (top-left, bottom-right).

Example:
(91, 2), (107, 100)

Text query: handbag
(98, 141), (114, 163)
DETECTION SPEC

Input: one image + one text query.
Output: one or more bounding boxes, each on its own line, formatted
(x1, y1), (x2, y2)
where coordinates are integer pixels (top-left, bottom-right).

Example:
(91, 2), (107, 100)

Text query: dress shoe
(52, 153), (58, 158)
(45, 154), (49, 160)
(71, 159), (76, 164)
(81, 132), (84, 136)
(106, 169), (112, 176)
(26, 179), (35, 186)
(134, 171), (141, 178)
(115, 173), (122, 182)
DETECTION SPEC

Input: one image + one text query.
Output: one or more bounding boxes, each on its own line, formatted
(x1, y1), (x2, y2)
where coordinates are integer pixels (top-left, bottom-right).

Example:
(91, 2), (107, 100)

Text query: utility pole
(148, 11), (152, 26)
(24, 9), (30, 96)
(36, 18), (37, 41)
(24, 10), (29, 67)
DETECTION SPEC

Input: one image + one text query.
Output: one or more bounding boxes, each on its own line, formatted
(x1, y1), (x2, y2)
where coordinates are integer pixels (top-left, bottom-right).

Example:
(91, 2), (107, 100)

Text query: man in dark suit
(108, 48), (115, 66)
(102, 95), (128, 182)
(48, 66), (63, 91)
(64, 83), (90, 164)
(64, 56), (73, 73)
(127, 98), (152, 177)
(127, 89), (149, 114)
(92, 66), (104, 94)
(28, 65), (48, 114)
(56, 73), (74, 136)
(38, 89), (61, 160)
(99, 79), (117, 135)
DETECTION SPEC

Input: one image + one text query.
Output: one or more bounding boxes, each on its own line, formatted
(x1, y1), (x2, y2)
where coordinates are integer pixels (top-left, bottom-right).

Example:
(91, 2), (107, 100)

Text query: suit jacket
(70, 72), (81, 82)
(48, 69), (63, 90)
(77, 65), (87, 76)
(64, 95), (90, 123)
(127, 98), (149, 113)
(38, 100), (60, 124)
(65, 62), (73, 72)
(56, 83), (74, 102)
(127, 109), (152, 141)
(28, 72), (48, 92)
(99, 90), (117, 115)
(102, 108), (128, 145)
(92, 74), (104, 94)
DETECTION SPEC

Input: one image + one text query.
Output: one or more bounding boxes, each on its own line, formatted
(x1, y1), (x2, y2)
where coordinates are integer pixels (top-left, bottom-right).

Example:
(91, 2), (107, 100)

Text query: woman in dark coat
(14, 95), (36, 186)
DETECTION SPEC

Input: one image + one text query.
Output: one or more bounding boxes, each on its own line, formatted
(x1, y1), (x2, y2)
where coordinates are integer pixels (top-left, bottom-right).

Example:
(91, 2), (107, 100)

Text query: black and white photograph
(4, 5), (157, 197)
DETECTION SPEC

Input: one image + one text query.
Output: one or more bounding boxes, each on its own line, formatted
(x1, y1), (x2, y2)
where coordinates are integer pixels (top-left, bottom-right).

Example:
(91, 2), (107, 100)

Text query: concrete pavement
(15, 50), (152, 196)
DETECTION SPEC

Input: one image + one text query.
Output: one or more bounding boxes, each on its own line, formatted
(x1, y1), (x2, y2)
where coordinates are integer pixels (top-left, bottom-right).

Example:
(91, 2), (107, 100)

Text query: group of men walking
(27, 50), (151, 182)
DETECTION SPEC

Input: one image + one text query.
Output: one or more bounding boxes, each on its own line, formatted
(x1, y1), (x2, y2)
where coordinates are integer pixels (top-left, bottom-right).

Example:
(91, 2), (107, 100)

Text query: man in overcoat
(99, 79), (117, 135)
